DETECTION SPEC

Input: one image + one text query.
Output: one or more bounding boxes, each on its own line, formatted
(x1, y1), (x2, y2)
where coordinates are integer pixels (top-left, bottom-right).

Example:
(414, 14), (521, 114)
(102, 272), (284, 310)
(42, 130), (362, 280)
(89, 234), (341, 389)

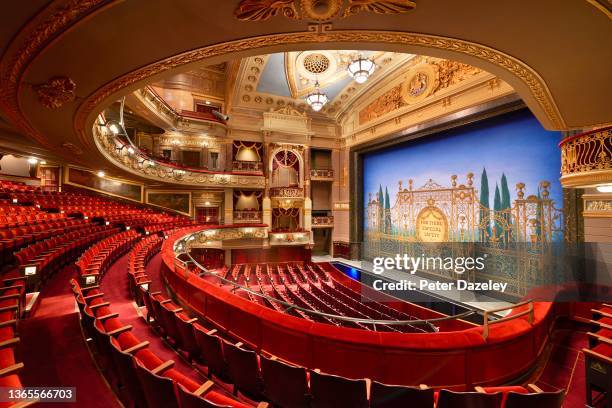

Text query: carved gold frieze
(235, 0), (415, 22)
(560, 127), (611, 188)
(33, 76), (77, 109)
(359, 59), (481, 125)
(583, 194), (612, 218)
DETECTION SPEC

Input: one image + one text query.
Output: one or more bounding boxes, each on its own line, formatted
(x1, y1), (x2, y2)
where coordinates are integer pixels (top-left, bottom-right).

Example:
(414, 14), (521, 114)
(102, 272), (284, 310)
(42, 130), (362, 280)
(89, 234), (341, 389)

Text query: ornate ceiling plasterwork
(234, 0), (416, 22)
(235, 50), (414, 118)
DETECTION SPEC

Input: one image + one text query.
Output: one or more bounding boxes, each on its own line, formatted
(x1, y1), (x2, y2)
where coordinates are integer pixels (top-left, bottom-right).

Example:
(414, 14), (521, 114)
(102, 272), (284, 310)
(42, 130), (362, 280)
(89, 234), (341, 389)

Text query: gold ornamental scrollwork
(234, 0), (414, 22)
(74, 31), (566, 142)
(33, 76), (77, 109)
(560, 126), (611, 187)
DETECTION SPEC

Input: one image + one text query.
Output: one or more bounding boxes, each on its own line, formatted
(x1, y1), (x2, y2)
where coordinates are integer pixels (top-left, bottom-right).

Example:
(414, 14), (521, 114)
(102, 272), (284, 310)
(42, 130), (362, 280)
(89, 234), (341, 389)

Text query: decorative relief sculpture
(359, 59), (482, 125)
(33, 77), (76, 108)
(234, 0), (298, 21)
(234, 0), (415, 22)
(430, 60), (481, 93)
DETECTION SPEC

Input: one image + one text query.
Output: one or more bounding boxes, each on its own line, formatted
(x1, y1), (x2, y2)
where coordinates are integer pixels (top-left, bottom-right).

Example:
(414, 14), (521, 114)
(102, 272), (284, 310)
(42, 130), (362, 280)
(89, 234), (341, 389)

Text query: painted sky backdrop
(363, 109), (563, 215)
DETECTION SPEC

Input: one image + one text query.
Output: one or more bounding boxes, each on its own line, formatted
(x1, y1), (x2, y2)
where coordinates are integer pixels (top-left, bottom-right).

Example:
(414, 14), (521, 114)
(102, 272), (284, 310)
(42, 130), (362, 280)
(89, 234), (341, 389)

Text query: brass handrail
(482, 300), (534, 340)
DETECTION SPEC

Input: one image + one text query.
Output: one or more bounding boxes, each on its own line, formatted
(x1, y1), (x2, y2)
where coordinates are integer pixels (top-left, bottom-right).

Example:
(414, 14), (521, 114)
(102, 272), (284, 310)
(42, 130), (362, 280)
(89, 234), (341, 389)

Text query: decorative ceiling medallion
(301, 0), (343, 21)
(61, 141), (83, 155)
(33, 76), (77, 109)
(400, 65), (435, 103)
(234, 0), (416, 22)
(303, 53), (331, 74)
(234, 0), (298, 21)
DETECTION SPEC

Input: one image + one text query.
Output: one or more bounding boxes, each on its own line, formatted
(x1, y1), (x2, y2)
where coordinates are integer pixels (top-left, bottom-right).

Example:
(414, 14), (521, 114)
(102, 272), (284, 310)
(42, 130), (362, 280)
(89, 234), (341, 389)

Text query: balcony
(234, 210), (262, 223)
(312, 216), (334, 228)
(270, 187), (303, 199)
(233, 161), (263, 173)
(310, 169), (334, 181)
(560, 127), (611, 187)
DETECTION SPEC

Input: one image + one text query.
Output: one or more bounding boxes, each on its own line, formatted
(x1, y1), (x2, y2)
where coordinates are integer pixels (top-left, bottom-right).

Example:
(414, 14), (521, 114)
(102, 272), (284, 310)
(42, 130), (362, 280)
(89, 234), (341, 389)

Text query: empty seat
(261, 355), (309, 408)
(134, 358), (180, 408)
(309, 370), (367, 408)
(370, 381), (434, 408)
(193, 325), (230, 381)
(109, 338), (149, 408)
(505, 389), (564, 408)
(223, 341), (263, 398)
(437, 389), (502, 408)
(173, 313), (199, 361)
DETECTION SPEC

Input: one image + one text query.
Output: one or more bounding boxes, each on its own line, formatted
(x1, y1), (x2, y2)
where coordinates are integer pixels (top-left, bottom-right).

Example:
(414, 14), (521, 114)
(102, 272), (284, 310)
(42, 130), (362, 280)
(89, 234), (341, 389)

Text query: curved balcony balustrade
(135, 86), (227, 135)
(94, 119), (265, 188)
(560, 126), (611, 187)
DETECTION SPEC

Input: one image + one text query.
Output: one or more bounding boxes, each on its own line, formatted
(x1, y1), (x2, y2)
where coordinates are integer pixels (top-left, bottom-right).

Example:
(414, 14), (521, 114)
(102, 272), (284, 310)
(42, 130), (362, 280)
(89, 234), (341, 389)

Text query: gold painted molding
(75, 30), (565, 146)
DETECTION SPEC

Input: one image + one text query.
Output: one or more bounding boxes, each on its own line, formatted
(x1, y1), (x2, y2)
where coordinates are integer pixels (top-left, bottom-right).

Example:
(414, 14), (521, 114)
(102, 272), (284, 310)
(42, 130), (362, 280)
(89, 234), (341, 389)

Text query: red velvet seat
(109, 338), (148, 408)
(437, 390), (502, 408)
(223, 341), (264, 398)
(159, 302), (183, 345)
(133, 358), (180, 408)
(260, 355), (309, 408)
(505, 390), (564, 408)
(309, 370), (368, 408)
(193, 324), (230, 381)
(370, 381), (434, 408)
(173, 313), (199, 361)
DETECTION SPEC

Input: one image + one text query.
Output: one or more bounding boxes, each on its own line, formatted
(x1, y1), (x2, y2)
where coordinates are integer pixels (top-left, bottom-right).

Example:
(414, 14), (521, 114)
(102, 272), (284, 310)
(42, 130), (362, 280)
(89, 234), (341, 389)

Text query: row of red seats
(0, 181), (36, 193)
(128, 235), (163, 301)
(143, 220), (198, 235)
(71, 266), (265, 407)
(75, 230), (140, 286)
(584, 304), (611, 407)
(0, 211), (66, 229)
(0, 275), (28, 408)
(142, 264), (565, 407)
(14, 225), (117, 286)
(0, 218), (88, 264)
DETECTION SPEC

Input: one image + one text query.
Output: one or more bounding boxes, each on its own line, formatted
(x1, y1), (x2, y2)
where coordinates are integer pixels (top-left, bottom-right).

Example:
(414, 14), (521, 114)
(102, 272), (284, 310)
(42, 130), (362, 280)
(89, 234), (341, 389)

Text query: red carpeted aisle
(18, 265), (121, 408)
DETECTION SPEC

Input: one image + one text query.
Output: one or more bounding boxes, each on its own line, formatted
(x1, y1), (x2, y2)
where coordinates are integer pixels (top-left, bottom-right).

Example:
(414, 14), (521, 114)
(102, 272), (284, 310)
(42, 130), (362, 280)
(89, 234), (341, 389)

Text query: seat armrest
(97, 313), (119, 321)
(160, 299), (171, 304)
(0, 320), (17, 329)
(0, 337), (20, 350)
(124, 341), (149, 354)
(151, 360), (174, 375)
(207, 329), (218, 335)
(84, 293), (104, 301)
(0, 362), (24, 378)
(89, 302), (110, 310)
(256, 403), (270, 408)
(186, 318), (198, 324)
(474, 386), (486, 393)
(526, 384), (543, 393)
(194, 380), (214, 396)
(107, 325), (132, 336)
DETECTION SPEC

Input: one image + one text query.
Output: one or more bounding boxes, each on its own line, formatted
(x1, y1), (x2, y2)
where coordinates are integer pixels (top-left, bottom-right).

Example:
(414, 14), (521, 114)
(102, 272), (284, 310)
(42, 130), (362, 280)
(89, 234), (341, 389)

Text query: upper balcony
(560, 126), (611, 187)
(310, 168), (334, 181)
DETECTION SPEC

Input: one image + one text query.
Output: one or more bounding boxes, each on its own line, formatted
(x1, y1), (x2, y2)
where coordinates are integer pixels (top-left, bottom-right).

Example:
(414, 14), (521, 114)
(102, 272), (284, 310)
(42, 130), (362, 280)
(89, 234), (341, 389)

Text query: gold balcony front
(560, 127), (611, 187)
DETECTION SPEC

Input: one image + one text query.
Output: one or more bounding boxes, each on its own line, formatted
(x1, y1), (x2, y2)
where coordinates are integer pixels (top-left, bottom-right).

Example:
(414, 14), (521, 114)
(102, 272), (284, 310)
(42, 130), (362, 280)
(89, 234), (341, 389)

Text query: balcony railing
(312, 216), (334, 227)
(269, 231), (310, 246)
(560, 126), (611, 187)
(233, 161), (263, 173)
(270, 187), (303, 198)
(234, 210), (262, 223)
(310, 169), (334, 180)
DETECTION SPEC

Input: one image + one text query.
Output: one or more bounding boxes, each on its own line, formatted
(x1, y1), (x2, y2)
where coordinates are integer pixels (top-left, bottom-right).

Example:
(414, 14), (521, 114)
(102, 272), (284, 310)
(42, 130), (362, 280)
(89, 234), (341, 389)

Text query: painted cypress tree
(378, 185), (384, 232)
(479, 168), (491, 241)
(384, 187), (392, 234)
(493, 183), (502, 239)
(500, 173), (511, 242)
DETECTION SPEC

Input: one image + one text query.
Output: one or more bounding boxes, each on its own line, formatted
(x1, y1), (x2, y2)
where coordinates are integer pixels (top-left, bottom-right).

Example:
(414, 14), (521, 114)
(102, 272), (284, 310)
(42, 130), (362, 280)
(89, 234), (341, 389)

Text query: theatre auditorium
(0, 1), (610, 407)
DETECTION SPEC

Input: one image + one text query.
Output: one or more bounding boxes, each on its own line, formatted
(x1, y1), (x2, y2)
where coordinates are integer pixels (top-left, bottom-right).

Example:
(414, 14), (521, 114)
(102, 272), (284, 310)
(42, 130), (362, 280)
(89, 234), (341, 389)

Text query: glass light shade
(306, 81), (329, 112)
(347, 57), (376, 84)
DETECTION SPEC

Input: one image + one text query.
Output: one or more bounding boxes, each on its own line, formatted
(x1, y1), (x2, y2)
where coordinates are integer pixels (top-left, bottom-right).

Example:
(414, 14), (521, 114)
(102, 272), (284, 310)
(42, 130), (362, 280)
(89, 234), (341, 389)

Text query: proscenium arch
(75, 30), (567, 150)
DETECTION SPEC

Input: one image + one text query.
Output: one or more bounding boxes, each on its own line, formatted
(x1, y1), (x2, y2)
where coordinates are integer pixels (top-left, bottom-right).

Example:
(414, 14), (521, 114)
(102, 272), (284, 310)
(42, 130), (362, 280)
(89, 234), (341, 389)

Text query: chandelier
(347, 56), (376, 84)
(305, 81), (328, 112)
